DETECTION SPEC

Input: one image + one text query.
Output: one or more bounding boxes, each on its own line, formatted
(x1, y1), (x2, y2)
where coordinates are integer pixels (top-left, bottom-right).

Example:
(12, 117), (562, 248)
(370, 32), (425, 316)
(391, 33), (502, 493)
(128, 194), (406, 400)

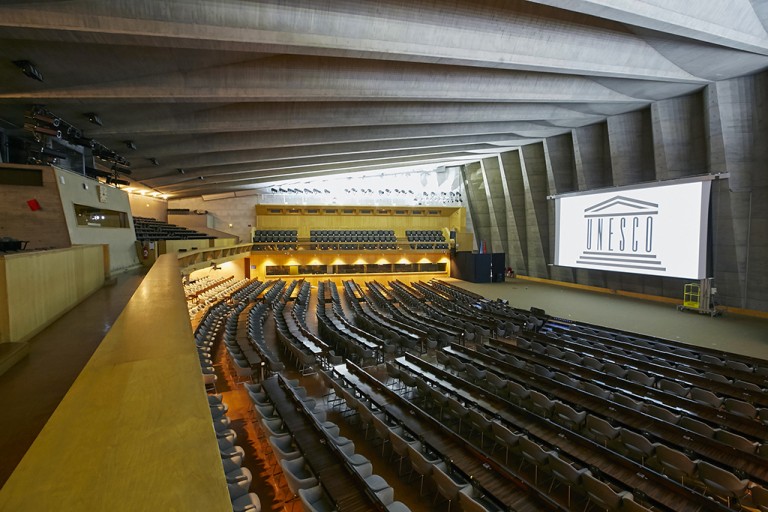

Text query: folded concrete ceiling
(1, 0), (767, 196)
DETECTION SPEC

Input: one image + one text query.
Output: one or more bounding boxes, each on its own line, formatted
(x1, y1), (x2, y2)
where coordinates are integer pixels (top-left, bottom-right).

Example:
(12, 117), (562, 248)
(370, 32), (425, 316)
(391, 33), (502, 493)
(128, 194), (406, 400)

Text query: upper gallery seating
(133, 216), (213, 241)
(405, 230), (448, 250)
(310, 229), (397, 250)
(252, 229), (298, 250)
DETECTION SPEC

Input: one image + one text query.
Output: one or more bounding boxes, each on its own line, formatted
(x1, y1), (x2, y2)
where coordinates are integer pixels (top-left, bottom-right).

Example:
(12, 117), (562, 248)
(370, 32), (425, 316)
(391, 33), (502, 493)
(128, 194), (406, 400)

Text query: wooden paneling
(254, 204), (464, 236)
(0, 254), (231, 512)
(0, 245), (105, 343)
(0, 164), (71, 250)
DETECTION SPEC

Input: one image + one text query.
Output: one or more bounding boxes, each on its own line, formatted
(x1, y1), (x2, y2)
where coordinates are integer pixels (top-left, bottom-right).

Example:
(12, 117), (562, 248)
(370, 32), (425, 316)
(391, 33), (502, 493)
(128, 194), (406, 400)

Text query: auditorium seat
(644, 404), (681, 425)
(724, 398), (757, 419)
(679, 416), (718, 438)
(518, 436), (553, 485)
(553, 401), (587, 430)
(704, 371), (732, 384)
(298, 484), (335, 512)
(626, 369), (655, 387)
(733, 379), (762, 392)
(698, 460), (749, 507)
(581, 473), (633, 511)
(689, 387), (724, 408)
(407, 443), (446, 496)
(714, 429), (759, 453)
(653, 444), (699, 486)
(432, 464), (472, 512)
(584, 415), (620, 447)
(528, 390), (556, 418)
(281, 457), (319, 504)
(751, 484), (768, 512)
(581, 381), (611, 400)
(490, 421), (520, 464)
(269, 435), (301, 463)
(467, 409), (493, 449)
(657, 379), (690, 397)
(548, 454), (591, 508)
(507, 380), (530, 405)
(231, 492), (262, 512)
(389, 428), (420, 475)
(618, 428), (656, 465)
(457, 487), (493, 512)
(611, 393), (643, 411)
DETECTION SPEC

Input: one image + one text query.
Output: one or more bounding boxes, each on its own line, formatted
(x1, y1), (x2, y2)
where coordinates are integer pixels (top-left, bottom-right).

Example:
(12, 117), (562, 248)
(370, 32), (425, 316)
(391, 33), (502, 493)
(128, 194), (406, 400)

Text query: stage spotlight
(198, 176), (204, 180)
(271, 188), (278, 193)
(125, 140), (137, 150)
(149, 158), (160, 166)
(177, 168), (185, 174)
(324, 189), (330, 194)
(84, 112), (103, 126)
(13, 60), (44, 82)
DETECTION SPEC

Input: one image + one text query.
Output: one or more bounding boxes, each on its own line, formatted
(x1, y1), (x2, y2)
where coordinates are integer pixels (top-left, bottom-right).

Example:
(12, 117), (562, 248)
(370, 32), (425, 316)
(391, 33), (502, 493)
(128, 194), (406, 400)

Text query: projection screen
(553, 179), (713, 279)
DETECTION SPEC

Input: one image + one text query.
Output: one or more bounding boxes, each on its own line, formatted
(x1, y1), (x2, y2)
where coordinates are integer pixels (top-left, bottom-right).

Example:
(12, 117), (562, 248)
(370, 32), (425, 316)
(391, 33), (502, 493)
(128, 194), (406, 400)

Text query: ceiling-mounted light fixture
(13, 60), (44, 82)
(177, 168), (185, 174)
(84, 112), (103, 126)
(149, 158), (160, 166)
(125, 140), (137, 150)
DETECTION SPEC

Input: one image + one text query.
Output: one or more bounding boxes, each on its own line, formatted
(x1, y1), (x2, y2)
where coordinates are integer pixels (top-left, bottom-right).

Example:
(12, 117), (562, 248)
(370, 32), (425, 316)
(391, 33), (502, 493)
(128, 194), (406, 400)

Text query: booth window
(74, 204), (129, 228)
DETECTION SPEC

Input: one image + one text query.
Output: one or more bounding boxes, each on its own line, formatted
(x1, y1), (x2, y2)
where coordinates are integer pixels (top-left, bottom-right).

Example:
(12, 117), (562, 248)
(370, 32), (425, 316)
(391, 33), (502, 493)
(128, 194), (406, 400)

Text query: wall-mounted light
(13, 60), (44, 82)
(84, 112), (103, 126)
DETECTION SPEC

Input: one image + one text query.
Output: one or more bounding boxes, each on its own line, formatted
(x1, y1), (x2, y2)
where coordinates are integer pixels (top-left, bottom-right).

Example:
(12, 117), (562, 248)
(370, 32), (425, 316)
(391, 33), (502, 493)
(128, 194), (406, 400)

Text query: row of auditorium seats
(209, 394), (262, 511)
(252, 230), (298, 251)
(405, 230), (449, 250)
(389, 354), (665, 511)
(190, 298), (262, 510)
(514, 337), (768, 426)
(188, 277), (249, 316)
(273, 281), (326, 375)
(250, 375), (410, 511)
(323, 367), (494, 511)
(133, 216), (212, 241)
(316, 281), (392, 365)
(428, 338), (767, 510)
(343, 360), (541, 511)
(547, 322), (768, 379)
(311, 229), (397, 250)
(187, 277), (768, 511)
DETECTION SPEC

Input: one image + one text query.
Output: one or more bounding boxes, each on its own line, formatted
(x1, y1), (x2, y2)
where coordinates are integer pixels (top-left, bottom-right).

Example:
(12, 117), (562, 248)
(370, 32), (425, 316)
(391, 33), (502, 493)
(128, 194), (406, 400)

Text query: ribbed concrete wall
(466, 72), (768, 311)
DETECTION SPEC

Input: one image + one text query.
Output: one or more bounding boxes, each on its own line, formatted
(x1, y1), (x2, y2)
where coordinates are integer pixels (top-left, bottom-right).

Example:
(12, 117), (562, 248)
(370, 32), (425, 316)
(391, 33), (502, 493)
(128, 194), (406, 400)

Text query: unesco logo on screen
(578, 195), (666, 272)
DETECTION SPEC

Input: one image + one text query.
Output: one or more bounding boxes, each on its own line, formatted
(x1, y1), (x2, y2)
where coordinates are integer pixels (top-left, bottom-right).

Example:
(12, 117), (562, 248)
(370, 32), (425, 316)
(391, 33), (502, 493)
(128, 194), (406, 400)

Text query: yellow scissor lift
(677, 279), (720, 317)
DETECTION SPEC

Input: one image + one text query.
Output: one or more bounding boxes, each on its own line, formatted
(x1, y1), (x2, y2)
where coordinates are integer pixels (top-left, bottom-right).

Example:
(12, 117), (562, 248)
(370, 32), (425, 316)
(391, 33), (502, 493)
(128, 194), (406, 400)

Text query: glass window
(73, 204), (129, 228)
